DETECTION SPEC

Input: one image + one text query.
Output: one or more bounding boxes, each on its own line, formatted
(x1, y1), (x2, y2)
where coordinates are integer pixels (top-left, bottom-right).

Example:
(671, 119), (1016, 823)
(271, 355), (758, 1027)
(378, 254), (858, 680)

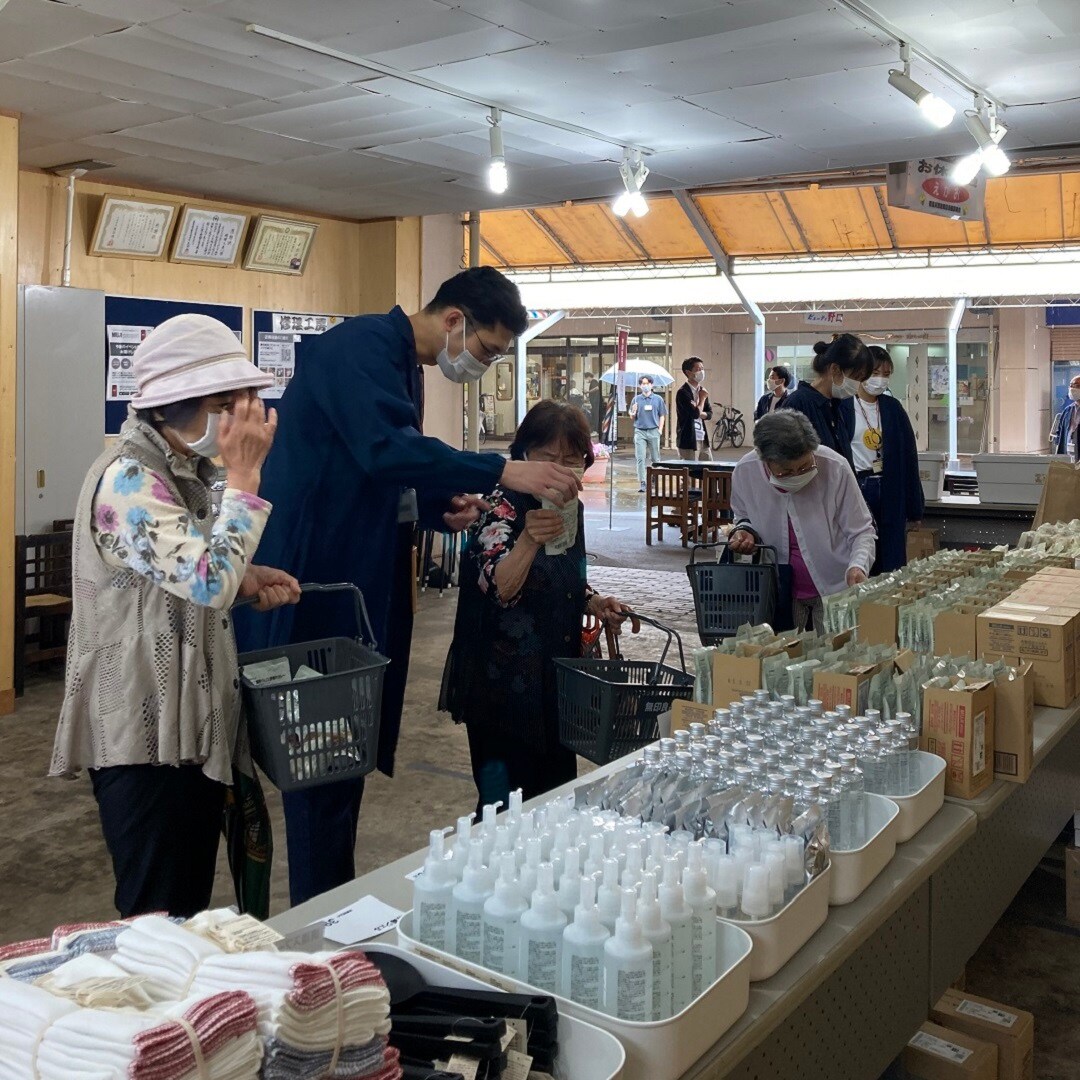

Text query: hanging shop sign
(615, 324), (630, 413)
(805, 311), (845, 326)
(886, 158), (985, 221)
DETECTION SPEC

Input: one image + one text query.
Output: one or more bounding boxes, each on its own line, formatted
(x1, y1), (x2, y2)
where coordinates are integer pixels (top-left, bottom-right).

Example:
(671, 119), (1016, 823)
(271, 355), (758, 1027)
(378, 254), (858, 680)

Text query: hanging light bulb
(612, 148), (649, 217)
(950, 152), (983, 186)
(487, 107), (508, 194)
(887, 44), (955, 129)
(952, 102), (1010, 183)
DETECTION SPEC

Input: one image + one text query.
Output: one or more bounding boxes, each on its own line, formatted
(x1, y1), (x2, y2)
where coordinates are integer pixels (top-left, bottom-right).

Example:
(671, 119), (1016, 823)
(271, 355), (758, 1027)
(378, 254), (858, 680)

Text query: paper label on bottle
(483, 921), (506, 972)
(417, 899), (447, 948)
(569, 953), (602, 1008)
(506, 1017), (528, 1053)
(651, 950), (668, 1017)
(455, 910), (483, 963)
(525, 938), (558, 992)
(690, 914), (704, 995)
(616, 967), (649, 1022)
(909, 1031), (974, 1063)
(503, 1049), (534, 1080)
(956, 999), (1018, 1027)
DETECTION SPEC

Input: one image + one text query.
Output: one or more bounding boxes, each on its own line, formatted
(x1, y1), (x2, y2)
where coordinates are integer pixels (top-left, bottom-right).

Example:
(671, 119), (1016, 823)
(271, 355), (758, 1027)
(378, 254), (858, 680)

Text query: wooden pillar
(0, 113), (19, 714)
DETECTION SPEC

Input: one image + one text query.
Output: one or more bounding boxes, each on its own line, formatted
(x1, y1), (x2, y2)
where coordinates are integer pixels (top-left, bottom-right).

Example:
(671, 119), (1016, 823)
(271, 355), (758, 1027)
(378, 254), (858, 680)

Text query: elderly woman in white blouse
(51, 314), (300, 919)
(728, 410), (876, 633)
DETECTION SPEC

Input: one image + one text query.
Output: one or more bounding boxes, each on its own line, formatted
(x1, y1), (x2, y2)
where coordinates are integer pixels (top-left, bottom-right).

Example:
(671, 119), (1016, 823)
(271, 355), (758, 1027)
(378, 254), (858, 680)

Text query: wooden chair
(697, 469), (733, 543)
(14, 531), (73, 696)
(645, 466), (695, 547)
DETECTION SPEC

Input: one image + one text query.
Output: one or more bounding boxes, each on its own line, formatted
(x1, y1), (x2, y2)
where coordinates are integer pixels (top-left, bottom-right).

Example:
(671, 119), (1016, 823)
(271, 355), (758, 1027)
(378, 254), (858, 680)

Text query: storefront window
(927, 342), (990, 456)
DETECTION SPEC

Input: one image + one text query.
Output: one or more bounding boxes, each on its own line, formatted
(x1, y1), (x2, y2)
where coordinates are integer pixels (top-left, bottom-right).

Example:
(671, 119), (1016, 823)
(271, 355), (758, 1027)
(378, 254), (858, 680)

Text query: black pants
(466, 724), (577, 818)
(91, 763), (227, 918)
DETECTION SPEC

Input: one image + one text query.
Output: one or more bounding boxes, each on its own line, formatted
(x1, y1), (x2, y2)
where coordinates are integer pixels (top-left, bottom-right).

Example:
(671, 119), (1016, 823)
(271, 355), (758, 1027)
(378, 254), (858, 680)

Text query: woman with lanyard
(778, 334), (872, 466)
(842, 345), (924, 572)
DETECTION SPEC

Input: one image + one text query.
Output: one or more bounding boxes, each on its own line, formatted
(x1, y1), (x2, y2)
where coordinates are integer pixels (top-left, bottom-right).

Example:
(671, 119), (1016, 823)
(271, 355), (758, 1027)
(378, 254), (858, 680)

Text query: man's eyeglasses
(768, 460), (816, 480)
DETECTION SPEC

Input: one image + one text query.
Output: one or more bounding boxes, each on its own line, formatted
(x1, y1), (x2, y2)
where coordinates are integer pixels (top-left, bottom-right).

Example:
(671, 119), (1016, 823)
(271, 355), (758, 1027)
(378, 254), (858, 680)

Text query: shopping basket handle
(233, 582), (378, 651)
(621, 610), (687, 674)
(691, 536), (777, 566)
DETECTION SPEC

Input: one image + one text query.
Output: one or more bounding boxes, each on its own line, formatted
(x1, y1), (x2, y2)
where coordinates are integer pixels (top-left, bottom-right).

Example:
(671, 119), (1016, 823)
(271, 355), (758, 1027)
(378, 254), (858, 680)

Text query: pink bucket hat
(130, 313), (272, 409)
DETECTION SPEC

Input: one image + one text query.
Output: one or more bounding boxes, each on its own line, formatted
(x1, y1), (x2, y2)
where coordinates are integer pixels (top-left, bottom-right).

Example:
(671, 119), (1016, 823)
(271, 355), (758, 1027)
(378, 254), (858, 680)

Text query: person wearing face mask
(840, 345), (924, 572)
(778, 334), (873, 467)
(754, 365), (792, 420)
(234, 266), (583, 907)
(675, 356), (714, 461)
(1053, 374), (1080, 461)
(50, 314), (301, 918)
(728, 411), (875, 633)
(630, 376), (667, 491)
(440, 402), (636, 811)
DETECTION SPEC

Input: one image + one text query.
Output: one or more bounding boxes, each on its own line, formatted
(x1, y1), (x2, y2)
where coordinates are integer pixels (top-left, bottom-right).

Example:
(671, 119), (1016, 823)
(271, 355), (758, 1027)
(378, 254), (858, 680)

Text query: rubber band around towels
(327, 962), (345, 1077)
(177, 1017), (210, 1080)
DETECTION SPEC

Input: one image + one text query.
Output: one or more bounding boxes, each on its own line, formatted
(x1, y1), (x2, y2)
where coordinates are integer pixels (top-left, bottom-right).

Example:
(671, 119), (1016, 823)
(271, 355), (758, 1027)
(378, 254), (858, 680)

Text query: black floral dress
(440, 486), (588, 807)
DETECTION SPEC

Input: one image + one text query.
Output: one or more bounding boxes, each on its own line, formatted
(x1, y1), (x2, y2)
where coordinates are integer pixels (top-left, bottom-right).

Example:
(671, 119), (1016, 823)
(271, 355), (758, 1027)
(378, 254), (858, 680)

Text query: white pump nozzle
(509, 789), (523, 819)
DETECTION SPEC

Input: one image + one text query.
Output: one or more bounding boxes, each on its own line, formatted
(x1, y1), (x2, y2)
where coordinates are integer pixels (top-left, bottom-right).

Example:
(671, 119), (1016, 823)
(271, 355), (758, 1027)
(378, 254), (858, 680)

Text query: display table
(922, 494), (1035, 547)
(266, 701), (1080, 1080)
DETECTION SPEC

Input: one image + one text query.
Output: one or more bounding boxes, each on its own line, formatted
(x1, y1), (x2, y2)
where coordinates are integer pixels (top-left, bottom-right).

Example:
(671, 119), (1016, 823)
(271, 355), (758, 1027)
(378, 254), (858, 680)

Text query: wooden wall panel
(0, 118), (18, 712)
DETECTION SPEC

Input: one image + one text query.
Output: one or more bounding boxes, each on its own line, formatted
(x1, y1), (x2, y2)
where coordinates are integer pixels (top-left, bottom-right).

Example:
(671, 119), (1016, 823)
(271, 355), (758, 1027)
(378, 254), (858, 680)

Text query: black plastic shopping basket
(687, 540), (779, 645)
(555, 614), (695, 766)
(237, 583), (389, 793)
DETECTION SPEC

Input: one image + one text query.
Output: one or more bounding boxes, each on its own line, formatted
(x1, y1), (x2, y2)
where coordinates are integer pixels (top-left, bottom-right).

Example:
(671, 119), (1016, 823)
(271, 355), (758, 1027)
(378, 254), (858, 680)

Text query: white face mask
(1070, 387), (1080, 403)
(863, 376), (890, 397)
(692, 370), (705, 385)
(767, 466), (817, 494)
(185, 411), (221, 458)
(640, 385), (652, 396)
(831, 375), (862, 400)
(436, 320), (489, 384)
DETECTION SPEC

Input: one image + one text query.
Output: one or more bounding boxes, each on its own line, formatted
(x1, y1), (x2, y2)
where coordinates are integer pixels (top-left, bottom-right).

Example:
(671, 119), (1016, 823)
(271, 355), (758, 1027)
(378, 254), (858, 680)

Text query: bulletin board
(251, 309), (349, 412)
(105, 296), (244, 434)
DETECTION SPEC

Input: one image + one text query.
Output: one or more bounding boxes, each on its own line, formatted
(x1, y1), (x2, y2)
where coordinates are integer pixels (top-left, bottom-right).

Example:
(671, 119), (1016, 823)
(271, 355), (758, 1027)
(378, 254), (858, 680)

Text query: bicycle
(463, 411), (488, 445)
(711, 404), (746, 450)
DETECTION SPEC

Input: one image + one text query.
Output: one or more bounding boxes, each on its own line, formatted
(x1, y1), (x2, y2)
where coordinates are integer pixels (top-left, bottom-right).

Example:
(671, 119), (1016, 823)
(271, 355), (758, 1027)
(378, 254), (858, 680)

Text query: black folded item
(402, 988), (558, 1038)
(400, 1063), (465, 1080)
(389, 1014), (506, 1043)
(398, 1051), (505, 1080)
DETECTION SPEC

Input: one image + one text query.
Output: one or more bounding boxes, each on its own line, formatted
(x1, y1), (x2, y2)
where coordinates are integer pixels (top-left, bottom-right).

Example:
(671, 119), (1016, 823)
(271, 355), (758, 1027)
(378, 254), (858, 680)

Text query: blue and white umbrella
(599, 357), (674, 388)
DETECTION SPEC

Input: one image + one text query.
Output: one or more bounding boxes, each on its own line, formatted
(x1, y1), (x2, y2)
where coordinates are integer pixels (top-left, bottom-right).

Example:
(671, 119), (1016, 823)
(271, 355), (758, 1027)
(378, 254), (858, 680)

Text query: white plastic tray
(722, 861), (832, 982)
(884, 751), (947, 843)
(828, 792), (901, 906)
(396, 910), (753, 1080)
(365, 943), (626, 1080)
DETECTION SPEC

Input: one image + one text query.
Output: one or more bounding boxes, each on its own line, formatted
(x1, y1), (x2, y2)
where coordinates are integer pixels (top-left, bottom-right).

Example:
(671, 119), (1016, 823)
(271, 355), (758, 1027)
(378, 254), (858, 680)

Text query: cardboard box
(935, 606), (985, 659)
(903, 1021), (998, 1080)
(922, 679), (996, 799)
(1066, 844), (1080, 926)
(812, 662), (882, 714)
(670, 699), (714, 732)
(993, 662), (1034, 783)
(978, 607), (1077, 708)
(710, 641), (800, 707)
(908, 526), (940, 563)
(930, 990), (1034, 1080)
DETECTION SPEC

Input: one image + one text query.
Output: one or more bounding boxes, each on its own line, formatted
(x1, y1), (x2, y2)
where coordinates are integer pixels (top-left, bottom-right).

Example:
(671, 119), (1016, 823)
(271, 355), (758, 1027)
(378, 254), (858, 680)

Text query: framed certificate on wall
(169, 206), (249, 267)
(90, 195), (179, 260)
(242, 215), (318, 275)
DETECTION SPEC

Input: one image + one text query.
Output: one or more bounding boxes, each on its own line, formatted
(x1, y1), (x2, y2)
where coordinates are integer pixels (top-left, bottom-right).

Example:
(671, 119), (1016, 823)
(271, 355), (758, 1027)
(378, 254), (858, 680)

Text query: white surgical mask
(1070, 387), (1080, 403)
(768, 466), (817, 494)
(436, 320), (490, 384)
(831, 376), (862, 400)
(640, 385), (652, 396)
(185, 411), (221, 458)
(863, 376), (890, 396)
(692, 370), (705, 385)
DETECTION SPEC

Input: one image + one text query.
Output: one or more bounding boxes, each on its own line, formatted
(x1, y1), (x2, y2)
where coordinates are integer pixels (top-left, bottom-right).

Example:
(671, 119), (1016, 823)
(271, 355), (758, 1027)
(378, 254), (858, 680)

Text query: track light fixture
(951, 100), (1009, 184)
(887, 42), (955, 128)
(612, 148), (649, 218)
(487, 107), (508, 194)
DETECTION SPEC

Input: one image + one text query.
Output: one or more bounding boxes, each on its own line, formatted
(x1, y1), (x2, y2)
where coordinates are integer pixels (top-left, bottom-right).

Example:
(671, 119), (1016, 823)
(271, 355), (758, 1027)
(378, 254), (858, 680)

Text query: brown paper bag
(1033, 458), (1080, 528)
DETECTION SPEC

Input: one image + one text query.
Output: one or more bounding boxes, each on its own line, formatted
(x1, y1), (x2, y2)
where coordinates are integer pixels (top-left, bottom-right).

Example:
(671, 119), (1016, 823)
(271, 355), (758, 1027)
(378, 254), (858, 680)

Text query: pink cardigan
(730, 445), (876, 597)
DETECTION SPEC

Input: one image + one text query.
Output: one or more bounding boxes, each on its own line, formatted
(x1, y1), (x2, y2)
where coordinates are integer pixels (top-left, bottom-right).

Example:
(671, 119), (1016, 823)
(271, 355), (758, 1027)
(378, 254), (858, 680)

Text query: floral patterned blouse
(91, 457), (270, 609)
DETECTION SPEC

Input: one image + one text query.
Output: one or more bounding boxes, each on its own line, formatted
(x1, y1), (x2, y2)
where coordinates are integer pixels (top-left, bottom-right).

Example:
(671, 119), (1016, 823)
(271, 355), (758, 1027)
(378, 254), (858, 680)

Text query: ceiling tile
(0, 0), (131, 64)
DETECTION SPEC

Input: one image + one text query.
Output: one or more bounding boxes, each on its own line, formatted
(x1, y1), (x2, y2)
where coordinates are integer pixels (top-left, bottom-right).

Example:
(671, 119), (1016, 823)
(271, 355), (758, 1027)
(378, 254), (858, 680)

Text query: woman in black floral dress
(440, 401), (633, 811)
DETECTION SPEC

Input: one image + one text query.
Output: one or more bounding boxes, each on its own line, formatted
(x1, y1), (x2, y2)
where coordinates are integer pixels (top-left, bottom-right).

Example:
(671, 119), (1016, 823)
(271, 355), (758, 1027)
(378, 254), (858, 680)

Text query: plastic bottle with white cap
(763, 849), (786, 913)
(741, 864), (772, 922)
(414, 827), (454, 951)
(658, 856), (693, 1011)
(782, 834), (806, 903)
(602, 888), (653, 1021)
(447, 813), (475, 882)
(559, 876), (608, 1009)
(556, 845), (582, 920)
(596, 857), (622, 934)
(483, 851), (528, 976)
(479, 801), (503, 865)
(714, 854), (740, 919)
(518, 863), (566, 993)
(583, 833), (607, 882)
(639, 871), (674, 1021)
(506, 788), (524, 843)
(621, 838), (645, 890)
(683, 843), (718, 995)
(450, 838), (494, 963)
(518, 835), (542, 901)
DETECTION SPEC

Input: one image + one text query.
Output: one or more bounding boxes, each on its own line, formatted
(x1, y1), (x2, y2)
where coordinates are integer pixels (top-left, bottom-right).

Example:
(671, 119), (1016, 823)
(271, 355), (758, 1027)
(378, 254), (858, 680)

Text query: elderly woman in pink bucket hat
(50, 313), (301, 918)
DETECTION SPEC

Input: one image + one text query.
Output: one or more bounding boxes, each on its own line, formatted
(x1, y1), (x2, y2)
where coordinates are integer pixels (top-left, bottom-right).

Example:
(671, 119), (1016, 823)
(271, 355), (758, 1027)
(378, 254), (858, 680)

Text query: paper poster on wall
(252, 310), (349, 403)
(106, 324), (153, 402)
(272, 312), (344, 334)
(257, 332), (297, 399)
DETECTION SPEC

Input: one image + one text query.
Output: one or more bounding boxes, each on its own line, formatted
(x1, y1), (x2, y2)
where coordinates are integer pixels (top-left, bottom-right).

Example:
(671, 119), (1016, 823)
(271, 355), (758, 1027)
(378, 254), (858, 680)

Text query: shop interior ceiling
(3, 0), (1080, 228)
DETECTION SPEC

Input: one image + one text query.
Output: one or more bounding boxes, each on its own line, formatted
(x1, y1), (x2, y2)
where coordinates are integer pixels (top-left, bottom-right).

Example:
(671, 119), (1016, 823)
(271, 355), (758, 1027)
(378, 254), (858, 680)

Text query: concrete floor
(3, 456), (1078, 1076)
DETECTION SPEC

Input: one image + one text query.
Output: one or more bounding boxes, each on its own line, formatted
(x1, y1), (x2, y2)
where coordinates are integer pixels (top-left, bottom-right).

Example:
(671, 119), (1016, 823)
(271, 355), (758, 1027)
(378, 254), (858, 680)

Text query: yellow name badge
(863, 427), (882, 451)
